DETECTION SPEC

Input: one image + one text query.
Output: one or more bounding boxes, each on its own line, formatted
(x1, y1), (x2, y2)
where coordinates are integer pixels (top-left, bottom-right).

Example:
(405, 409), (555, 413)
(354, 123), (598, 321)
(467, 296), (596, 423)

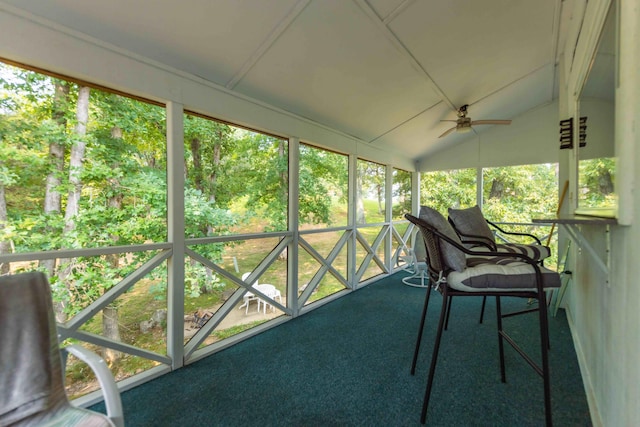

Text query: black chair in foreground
(405, 209), (560, 426)
(0, 272), (123, 427)
(448, 205), (552, 323)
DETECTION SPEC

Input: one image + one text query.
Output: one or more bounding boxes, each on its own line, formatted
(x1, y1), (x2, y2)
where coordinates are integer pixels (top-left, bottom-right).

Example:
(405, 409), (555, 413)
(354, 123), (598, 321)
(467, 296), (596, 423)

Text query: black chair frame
(448, 216), (548, 325)
(405, 214), (553, 426)
(448, 217), (544, 252)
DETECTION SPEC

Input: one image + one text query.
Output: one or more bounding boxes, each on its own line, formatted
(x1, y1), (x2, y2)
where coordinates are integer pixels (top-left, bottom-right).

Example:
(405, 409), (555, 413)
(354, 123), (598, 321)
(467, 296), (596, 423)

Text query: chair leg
(537, 291), (553, 426)
(444, 296), (453, 330)
(420, 290), (449, 424)
(496, 296), (507, 383)
(411, 285), (432, 375)
(479, 296), (487, 324)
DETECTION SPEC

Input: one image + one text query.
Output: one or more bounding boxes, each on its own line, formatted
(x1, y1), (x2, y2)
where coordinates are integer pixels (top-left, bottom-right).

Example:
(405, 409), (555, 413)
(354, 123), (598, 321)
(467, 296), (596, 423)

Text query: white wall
(561, 0), (640, 425)
(418, 101), (559, 171)
(579, 98), (615, 160)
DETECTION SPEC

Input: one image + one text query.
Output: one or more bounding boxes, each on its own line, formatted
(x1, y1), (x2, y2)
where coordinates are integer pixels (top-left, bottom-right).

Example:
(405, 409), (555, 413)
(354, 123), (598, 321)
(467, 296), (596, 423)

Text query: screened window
(392, 168), (412, 220)
(182, 112), (289, 348)
(298, 143), (348, 228)
(420, 168), (476, 214)
(356, 159), (386, 224)
(482, 163), (558, 223)
(1, 60), (169, 397)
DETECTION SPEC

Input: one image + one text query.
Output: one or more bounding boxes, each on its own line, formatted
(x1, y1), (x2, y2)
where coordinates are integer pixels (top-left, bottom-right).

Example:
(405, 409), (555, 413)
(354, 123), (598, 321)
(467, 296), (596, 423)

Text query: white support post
(166, 101), (185, 370)
(410, 170), (420, 249)
(412, 169), (420, 215)
(476, 167), (483, 209)
(616, 0), (638, 226)
(385, 164), (393, 272)
(348, 154), (358, 287)
(288, 137), (300, 316)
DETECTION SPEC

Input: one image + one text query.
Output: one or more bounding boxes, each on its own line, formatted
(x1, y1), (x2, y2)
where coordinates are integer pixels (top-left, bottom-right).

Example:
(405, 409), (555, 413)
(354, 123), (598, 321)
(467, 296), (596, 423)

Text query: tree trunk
(0, 182), (11, 275)
(102, 304), (122, 363)
(189, 137), (204, 193)
(42, 80), (70, 322)
(102, 125), (125, 362)
(489, 179), (504, 199)
(63, 85), (90, 233)
(56, 86), (91, 322)
(208, 140), (221, 205)
(599, 170), (614, 195)
(279, 140), (287, 192)
(356, 177), (366, 224)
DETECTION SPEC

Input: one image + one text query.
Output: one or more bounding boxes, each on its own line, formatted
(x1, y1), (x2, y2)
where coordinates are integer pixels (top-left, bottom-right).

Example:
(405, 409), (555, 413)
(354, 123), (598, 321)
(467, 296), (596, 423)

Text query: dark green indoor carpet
(91, 272), (591, 426)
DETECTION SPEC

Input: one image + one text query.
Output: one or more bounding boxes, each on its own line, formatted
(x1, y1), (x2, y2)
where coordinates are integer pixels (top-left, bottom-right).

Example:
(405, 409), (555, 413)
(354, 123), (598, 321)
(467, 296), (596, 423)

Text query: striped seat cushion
(447, 256), (561, 292)
(468, 242), (551, 262)
(496, 243), (551, 261)
(17, 405), (115, 426)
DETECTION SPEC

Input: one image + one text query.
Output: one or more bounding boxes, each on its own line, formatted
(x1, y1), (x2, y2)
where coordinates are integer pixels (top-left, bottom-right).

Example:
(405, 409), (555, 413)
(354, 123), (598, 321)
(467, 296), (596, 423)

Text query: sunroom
(0, 0), (638, 426)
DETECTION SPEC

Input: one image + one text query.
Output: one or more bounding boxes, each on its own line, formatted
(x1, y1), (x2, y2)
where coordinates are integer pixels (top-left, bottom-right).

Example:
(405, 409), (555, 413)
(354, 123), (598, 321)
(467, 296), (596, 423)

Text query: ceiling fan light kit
(439, 104), (511, 138)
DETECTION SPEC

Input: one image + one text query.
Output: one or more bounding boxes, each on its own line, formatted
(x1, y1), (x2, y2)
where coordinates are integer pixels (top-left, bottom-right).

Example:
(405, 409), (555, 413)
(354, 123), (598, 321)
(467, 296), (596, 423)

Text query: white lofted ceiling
(0, 0), (575, 162)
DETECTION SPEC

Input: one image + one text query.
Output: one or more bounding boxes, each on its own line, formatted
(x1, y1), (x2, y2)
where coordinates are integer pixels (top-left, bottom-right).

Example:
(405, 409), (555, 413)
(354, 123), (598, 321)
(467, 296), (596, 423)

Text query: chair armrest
(64, 344), (124, 427)
(486, 220), (543, 245)
(456, 233), (497, 251)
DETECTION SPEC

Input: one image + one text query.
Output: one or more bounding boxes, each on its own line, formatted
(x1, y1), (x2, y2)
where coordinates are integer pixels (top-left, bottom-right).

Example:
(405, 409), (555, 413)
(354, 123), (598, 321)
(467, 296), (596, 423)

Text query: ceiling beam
(225, 0), (311, 90)
(550, 0), (565, 100)
(382, 0), (417, 25)
(352, 0), (457, 112)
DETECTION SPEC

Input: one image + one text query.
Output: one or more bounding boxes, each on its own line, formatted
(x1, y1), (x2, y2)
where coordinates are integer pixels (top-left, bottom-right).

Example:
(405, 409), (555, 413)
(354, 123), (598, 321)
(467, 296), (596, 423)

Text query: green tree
(392, 168), (412, 219)
(420, 168), (477, 214)
(299, 144), (348, 225)
(578, 157), (616, 207)
(357, 159), (386, 223)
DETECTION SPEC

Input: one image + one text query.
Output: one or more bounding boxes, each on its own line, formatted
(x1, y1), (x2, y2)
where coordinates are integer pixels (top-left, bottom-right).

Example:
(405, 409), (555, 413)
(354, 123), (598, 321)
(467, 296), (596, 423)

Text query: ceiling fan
(439, 104), (511, 138)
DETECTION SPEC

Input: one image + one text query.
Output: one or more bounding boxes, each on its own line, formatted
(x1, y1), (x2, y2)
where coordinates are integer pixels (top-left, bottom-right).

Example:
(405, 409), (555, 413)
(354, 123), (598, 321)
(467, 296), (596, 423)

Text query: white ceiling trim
(550, 0), (566, 100)
(369, 101), (443, 143)
(225, 0), (311, 90)
(381, 0), (417, 25)
(352, 0), (456, 112)
(468, 62), (556, 108)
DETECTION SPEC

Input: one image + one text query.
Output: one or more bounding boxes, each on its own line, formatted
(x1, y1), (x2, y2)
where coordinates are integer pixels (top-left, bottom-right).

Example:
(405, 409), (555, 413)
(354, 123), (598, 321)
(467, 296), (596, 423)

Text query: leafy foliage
(578, 157), (616, 208)
(420, 168), (477, 214)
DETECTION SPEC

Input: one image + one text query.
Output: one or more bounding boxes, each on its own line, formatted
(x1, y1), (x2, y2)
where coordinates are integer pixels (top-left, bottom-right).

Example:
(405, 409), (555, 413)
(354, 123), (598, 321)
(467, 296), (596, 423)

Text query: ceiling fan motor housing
(457, 117), (472, 130)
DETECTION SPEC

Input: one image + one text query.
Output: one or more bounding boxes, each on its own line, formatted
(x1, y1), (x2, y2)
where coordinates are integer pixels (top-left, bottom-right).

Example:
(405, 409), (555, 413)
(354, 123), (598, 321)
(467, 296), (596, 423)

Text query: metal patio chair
(0, 272), (124, 427)
(405, 209), (560, 426)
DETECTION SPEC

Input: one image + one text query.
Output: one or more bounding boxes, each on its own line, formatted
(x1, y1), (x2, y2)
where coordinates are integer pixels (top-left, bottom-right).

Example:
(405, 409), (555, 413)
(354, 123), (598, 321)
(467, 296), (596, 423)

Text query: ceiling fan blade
(470, 120), (512, 125)
(438, 127), (456, 138)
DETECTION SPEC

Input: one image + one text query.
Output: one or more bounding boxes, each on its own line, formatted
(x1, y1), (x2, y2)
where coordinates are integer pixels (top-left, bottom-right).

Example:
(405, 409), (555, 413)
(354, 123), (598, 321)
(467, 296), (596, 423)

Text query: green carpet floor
(92, 272), (591, 426)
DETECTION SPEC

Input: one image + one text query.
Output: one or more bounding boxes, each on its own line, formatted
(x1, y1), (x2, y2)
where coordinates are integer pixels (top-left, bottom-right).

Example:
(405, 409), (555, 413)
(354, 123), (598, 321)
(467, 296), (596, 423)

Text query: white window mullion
(476, 167), (483, 209)
(385, 164), (393, 272)
(166, 101), (185, 369)
(348, 154), (358, 287)
(288, 137), (300, 316)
